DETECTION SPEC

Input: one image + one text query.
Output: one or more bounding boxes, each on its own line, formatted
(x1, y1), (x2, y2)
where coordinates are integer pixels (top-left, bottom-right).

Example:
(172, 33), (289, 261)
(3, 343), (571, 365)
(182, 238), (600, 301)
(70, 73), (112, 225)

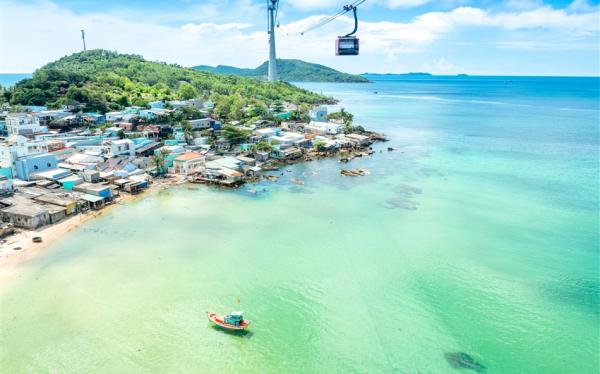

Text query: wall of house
(15, 154), (58, 181)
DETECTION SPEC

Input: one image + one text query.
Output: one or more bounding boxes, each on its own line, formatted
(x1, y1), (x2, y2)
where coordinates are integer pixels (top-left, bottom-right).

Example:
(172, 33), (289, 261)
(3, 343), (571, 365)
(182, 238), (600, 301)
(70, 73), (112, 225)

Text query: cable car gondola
(336, 5), (359, 56)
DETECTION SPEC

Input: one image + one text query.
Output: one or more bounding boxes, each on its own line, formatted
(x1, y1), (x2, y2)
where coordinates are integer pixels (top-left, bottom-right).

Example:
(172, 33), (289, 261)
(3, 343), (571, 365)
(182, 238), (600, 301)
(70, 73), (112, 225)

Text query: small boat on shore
(207, 311), (250, 331)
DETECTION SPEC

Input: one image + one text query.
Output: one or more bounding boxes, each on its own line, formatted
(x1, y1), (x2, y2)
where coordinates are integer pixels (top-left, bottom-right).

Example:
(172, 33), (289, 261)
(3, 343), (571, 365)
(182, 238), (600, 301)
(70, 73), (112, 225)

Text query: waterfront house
(235, 156), (256, 166)
(270, 132), (306, 147)
(0, 194), (66, 229)
(344, 133), (371, 146)
(270, 147), (303, 160)
(205, 156), (243, 172)
(304, 121), (343, 136)
(73, 183), (112, 199)
(243, 165), (262, 177)
(33, 192), (78, 215)
(171, 152), (205, 175)
(0, 201), (51, 229)
(255, 151), (269, 162)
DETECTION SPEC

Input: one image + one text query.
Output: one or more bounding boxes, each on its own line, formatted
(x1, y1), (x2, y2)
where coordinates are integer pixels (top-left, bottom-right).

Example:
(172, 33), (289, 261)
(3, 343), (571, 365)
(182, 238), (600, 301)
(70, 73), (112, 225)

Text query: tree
(182, 120), (193, 145)
(117, 129), (126, 139)
(314, 139), (327, 152)
(222, 124), (250, 145)
(271, 100), (285, 114)
(152, 148), (171, 176)
(178, 82), (198, 100)
(256, 140), (272, 152)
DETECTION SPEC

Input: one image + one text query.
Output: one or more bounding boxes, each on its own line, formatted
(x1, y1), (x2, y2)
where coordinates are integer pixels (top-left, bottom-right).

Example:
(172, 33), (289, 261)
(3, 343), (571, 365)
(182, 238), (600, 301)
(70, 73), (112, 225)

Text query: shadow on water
(444, 352), (486, 372)
(382, 182), (423, 210)
(209, 324), (254, 339)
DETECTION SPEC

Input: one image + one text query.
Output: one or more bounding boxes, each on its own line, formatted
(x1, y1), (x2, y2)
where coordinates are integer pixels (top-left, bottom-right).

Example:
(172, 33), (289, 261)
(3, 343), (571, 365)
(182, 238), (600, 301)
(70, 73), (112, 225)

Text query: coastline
(0, 179), (176, 283)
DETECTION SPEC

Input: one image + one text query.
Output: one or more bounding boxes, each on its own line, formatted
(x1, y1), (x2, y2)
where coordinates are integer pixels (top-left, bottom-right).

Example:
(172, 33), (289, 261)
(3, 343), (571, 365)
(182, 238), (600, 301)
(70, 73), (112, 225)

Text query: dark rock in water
(395, 183), (422, 196)
(444, 352), (486, 372)
(383, 197), (418, 210)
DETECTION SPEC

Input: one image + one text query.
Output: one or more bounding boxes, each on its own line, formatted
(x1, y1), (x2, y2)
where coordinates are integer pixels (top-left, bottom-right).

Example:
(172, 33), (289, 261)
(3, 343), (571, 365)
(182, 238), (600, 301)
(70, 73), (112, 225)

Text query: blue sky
(1, 0), (599, 75)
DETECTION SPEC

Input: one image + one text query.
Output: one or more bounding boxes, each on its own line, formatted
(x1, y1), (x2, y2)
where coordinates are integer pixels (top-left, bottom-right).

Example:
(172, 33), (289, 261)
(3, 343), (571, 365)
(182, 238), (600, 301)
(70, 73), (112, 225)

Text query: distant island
(361, 72), (470, 77)
(193, 59), (370, 83)
(361, 72), (432, 76)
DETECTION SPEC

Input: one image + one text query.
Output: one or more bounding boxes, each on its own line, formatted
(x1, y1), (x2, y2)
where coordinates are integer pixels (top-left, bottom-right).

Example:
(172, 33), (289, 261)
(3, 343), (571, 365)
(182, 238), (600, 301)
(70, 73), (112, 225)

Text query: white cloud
(387, 0), (432, 9)
(0, 0), (598, 75)
(285, 0), (340, 11)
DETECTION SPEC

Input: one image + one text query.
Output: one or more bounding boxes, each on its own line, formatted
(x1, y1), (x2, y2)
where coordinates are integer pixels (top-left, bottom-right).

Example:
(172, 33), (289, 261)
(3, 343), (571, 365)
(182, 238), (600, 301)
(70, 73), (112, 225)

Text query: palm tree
(152, 148), (171, 176)
(182, 120), (193, 145)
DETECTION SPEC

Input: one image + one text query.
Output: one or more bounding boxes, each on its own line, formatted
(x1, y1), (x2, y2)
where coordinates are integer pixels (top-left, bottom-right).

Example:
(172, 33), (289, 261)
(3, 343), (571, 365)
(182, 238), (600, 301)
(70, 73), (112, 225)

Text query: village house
(0, 176), (14, 196)
(35, 109), (71, 126)
(0, 193), (68, 229)
(105, 111), (125, 122)
(270, 147), (303, 160)
(304, 121), (343, 136)
(5, 113), (48, 136)
(103, 139), (135, 158)
(309, 106), (328, 122)
(15, 153), (60, 181)
(171, 152), (205, 175)
(0, 135), (49, 178)
(344, 133), (371, 147)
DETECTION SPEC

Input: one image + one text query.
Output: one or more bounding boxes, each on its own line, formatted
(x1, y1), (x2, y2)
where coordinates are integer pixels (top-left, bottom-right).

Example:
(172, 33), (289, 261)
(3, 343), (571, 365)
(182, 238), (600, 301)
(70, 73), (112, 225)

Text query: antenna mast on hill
(81, 30), (87, 51)
(267, 0), (279, 81)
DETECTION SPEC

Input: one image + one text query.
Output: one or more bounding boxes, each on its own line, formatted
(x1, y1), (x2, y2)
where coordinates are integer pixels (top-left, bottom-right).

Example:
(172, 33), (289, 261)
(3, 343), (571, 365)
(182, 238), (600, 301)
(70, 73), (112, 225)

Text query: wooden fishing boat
(206, 311), (250, 331)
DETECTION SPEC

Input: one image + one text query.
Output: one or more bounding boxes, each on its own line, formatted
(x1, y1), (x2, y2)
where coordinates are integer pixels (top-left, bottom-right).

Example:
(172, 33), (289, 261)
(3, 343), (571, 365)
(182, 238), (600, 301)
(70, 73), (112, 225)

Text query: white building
(5, 113), (48, 136)
(171, 152), (205, 175)
(103, 139), (135, 158)
(270, 132), (307, 147)
(0, 135), (49, 177)
(305, 121), (343, 136)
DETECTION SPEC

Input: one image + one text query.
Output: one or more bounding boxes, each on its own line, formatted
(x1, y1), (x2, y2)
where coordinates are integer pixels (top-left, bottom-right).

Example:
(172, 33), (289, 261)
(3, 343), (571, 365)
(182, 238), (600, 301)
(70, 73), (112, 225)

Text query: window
(34, 165), (39, 170)
(47, 163), (51, 167)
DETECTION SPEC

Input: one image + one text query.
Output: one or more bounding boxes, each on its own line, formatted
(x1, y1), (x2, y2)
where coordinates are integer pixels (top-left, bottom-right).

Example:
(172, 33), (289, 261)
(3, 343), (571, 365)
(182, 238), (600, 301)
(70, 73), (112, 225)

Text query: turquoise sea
(0, 73), (31, 87)
(0, 76), (598, 373)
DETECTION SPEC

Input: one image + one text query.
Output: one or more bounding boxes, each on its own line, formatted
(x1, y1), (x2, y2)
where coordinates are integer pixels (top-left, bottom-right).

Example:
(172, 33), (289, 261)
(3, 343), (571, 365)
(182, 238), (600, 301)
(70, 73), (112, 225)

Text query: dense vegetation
(193, 59), (370, 83)
(7, 50), (335, 114)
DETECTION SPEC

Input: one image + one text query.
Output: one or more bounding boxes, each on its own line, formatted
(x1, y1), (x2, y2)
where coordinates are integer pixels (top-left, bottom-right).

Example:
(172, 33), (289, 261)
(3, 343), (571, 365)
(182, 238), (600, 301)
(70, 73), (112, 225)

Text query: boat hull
(206, 312), (250, 331)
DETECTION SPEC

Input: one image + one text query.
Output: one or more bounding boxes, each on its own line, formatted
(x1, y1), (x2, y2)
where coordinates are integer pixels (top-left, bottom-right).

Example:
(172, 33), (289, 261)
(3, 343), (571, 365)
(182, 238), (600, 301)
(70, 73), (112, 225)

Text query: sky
(0, 0), (598, 76)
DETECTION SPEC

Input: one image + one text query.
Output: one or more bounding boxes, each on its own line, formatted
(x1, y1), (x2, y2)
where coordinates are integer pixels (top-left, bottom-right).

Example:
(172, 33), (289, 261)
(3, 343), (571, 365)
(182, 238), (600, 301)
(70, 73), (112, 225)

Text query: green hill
(8, 50), (334, 114)
(193, 59), (370, 83)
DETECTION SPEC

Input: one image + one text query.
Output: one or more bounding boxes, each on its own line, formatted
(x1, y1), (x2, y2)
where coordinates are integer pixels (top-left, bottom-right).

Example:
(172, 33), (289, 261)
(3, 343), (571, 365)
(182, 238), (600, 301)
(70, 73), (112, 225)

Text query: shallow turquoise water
(1, 77), (598, 373)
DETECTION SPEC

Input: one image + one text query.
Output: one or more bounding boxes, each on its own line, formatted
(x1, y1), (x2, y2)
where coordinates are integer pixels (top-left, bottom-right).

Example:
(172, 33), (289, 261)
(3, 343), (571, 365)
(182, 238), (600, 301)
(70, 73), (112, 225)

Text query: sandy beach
(0, 178), (181, 283)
